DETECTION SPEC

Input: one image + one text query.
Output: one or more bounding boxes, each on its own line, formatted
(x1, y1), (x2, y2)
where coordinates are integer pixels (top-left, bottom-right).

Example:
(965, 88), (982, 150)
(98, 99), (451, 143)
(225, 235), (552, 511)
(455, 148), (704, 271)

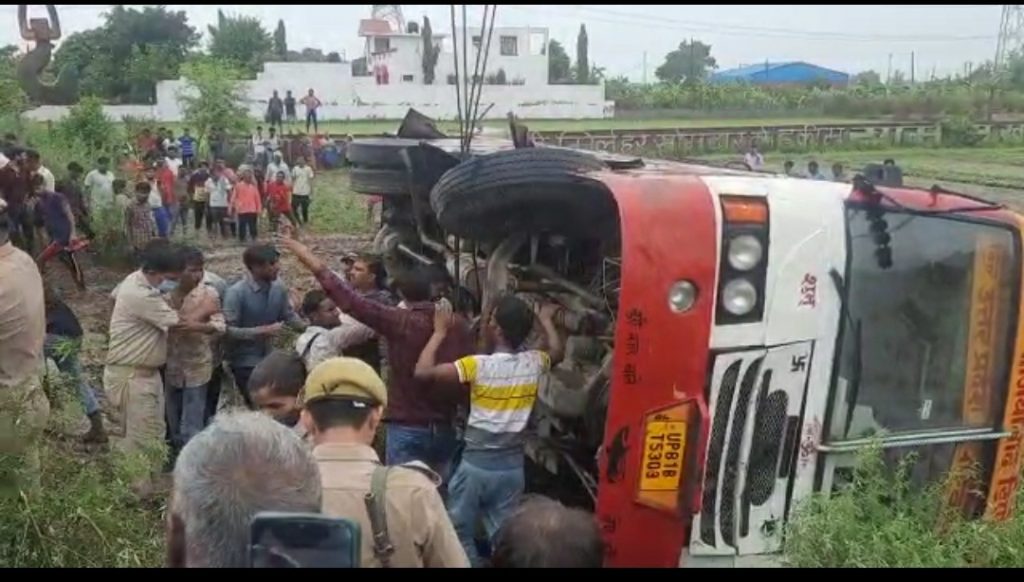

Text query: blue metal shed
(711, 61), (849, 87)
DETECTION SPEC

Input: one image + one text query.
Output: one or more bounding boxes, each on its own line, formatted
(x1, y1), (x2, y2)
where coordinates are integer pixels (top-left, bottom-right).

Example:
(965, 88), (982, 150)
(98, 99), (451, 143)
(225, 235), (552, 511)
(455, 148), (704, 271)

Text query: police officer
(299, 357), (469, 568)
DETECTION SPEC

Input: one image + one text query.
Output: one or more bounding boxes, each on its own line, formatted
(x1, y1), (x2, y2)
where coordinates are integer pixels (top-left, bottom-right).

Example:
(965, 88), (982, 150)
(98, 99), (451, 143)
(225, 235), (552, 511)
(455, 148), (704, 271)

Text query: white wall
(437, 26), (549, 87)
(23, 59), (613, 124)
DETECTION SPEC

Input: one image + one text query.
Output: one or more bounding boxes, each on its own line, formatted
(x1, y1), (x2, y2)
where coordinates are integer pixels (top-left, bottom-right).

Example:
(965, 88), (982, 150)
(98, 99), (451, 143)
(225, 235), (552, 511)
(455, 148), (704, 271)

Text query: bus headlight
(668, 280), (698, 313)
(721, 279), (758, 316)
(727, 235), (764, 272)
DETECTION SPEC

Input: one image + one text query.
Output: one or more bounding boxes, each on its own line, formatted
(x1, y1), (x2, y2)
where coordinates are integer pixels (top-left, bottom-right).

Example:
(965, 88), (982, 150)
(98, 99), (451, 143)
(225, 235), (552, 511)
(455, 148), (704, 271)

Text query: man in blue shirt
(222, 244), (305, 408)
(178, 129), (196, 169)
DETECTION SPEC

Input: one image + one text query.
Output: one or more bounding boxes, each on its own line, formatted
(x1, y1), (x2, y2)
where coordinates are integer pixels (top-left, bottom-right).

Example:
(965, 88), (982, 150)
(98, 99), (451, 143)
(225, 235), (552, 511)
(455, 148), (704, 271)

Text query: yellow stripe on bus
(986, 218), (1024, 521)
(947, 236), (1005, 515)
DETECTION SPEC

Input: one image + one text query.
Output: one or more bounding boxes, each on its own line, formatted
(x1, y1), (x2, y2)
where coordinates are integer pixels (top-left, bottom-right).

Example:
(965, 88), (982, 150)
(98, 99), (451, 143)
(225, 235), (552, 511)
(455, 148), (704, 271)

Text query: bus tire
(349, 167), (411, 196)
(346, 138), (422, 169)
(429, 147), (615, 241)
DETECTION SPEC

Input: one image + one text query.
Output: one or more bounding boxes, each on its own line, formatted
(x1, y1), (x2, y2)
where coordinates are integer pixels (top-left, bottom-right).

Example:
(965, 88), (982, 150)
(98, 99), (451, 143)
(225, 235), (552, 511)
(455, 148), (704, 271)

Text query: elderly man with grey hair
(167, 410), (322, 568)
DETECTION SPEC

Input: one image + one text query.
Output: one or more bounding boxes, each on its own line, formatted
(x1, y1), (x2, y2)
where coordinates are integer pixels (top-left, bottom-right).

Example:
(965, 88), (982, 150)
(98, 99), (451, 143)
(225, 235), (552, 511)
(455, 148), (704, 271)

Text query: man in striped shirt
(178, 129), (196, 169)
(414, 295), (564, 566)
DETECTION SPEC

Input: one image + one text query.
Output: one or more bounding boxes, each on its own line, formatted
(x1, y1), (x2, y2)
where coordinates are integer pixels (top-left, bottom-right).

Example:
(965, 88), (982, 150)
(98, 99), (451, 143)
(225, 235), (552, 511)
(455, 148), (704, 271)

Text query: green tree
(576, 24), (589, 85)
(548, 39), (572, 84)
(288, 48), (327, 63)
(273, 20), (288, 61)
(326, 52), (342, 63)
(52, 6), (197, 103)
(177, 58), (251, 152)
(0, 45), (17, 79)
(125, 44), (180, 104)
(208, 11), (273, 76)
(655, 40), (717, 85)
(421, 17), (441, 85)
(852, 70), (883, 87)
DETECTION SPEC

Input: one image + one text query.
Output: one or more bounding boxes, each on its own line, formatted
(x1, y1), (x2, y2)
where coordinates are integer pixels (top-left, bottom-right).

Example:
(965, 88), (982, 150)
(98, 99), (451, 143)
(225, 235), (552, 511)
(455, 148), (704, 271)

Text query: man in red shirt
(156, 157), (177, 218)
(276, 226), (473, 484)
(265, 171), (297, 233)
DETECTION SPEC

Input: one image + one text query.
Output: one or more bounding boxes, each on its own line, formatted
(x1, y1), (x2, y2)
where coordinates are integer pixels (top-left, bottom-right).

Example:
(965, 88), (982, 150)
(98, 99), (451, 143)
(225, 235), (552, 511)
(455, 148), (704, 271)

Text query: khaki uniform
(104, 271), (179, 456)
(0, 242), (49, 490)
(314, 442), (470, 568)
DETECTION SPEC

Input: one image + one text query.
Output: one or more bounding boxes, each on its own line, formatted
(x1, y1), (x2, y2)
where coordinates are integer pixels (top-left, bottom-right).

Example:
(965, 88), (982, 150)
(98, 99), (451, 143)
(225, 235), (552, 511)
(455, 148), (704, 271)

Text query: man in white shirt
(25, 150), (55, 192)
(165, 147), (183, 175)
(295, 289), (375, 371)
(83, 156), (116, 211)
(744, 145), (764, 171)
(266, 152), (290, 187)
(205, 163), (234, 239)
(266, 127), (281, 155)
(291, 156), (315, 225)
(251, 126), (266, 166)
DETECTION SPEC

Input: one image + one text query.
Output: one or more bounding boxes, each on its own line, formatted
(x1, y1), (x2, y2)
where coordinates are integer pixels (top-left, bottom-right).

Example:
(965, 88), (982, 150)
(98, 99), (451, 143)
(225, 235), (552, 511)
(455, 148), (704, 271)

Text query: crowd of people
(743, 144), (902, 184)
(0, 128), (325, 298)
(0, 124), (605, 566)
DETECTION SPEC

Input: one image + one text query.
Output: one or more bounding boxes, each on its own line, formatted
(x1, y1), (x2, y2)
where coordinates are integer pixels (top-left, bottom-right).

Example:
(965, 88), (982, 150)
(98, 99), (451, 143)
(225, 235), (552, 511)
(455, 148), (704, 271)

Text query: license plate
(639, 420), (687, 492)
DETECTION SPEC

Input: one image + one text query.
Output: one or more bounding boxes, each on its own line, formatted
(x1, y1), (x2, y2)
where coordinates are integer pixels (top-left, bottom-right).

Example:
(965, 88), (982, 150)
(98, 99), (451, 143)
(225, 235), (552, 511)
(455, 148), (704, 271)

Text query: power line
(507, 4), (997, 43)
(996, 5), (1024, 68)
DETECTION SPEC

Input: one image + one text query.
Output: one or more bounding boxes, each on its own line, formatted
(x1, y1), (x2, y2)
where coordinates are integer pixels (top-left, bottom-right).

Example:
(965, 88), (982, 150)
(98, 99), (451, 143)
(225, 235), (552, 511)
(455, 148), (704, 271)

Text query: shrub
(940, 117), (985, 147)
(56, 96), (121, 153)
(785, 444), (1024, 567)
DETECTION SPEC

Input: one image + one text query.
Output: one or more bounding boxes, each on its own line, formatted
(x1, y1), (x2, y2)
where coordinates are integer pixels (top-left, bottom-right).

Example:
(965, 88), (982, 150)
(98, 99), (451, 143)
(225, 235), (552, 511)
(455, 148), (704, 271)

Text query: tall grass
(785, 445), (1024, 567)
(606, 79), (1024, 121)
(0, 367), (166, 567)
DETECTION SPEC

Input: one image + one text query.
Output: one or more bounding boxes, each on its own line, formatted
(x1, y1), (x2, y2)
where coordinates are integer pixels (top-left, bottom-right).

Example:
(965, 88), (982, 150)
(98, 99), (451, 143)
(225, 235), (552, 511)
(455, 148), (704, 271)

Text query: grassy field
(699, 147), (1024, 210)
(158, 116), (881, 137)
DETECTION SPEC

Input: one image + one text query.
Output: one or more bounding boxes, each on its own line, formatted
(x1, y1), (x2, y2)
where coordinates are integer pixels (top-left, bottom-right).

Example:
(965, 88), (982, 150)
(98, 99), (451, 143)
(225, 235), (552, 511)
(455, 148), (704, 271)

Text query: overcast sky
(0, 4), (1003, 80)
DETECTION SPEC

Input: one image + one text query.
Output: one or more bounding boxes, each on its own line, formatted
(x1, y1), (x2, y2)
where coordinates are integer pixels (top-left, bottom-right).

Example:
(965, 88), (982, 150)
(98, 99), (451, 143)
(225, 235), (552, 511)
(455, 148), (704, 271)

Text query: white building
(25, 8), (613, 123)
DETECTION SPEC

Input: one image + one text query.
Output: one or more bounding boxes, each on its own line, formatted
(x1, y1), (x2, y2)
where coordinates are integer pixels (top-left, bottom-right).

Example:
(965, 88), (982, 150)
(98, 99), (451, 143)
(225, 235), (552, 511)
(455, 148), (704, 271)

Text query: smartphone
(248, 512), (361, 568)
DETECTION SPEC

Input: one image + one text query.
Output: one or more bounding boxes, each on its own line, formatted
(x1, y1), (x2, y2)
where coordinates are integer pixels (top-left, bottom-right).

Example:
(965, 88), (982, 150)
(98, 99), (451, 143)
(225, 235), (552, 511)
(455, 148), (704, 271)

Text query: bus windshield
(829, 208), (1017, 441)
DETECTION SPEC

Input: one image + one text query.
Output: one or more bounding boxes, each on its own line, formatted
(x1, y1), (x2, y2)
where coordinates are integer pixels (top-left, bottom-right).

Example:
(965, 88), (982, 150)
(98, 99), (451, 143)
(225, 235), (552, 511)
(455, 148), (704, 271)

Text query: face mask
(277, 410), (301, 428)
(159, 279), (179, 294)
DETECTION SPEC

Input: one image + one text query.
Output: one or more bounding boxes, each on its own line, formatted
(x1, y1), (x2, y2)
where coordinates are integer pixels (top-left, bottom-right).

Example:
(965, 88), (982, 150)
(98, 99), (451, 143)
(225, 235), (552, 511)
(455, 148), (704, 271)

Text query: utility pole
(997, 5), (1024, 69)
(689, 38), (695, 84)
(886, 53), (893, 83)
(643, 51), (648, 84)
(910, 51), (915, 84)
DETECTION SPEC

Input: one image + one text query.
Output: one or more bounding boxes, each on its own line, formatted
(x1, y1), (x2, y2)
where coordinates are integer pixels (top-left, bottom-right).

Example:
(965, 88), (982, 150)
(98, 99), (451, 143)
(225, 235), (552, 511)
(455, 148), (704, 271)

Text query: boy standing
(284, 90), (297, 126)
(188, 162), (209, 233)
(290, 156), (315, 225)
(266, 170), (297, 232)
(173, 165), (191, 236)
(178, 129), (196, 169)
(414, 296), (564, 566)
(205, 163), (233, 239)
(125, 182), (158, 258)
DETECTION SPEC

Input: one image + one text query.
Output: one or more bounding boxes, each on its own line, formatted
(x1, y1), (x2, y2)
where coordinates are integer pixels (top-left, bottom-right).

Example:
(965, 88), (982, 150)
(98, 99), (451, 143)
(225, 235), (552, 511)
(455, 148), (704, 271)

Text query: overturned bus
(345, 121), (1024, 567)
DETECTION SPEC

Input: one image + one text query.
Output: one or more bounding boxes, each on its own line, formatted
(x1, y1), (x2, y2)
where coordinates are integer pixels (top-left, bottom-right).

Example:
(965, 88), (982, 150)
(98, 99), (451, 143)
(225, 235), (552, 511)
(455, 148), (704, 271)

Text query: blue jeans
(447, 459), (525, 567)
(385, 423), (459, 483)
(44, 334), (100, 416)
(153, 206), (171, 238)
(165, 383), (209, 448)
